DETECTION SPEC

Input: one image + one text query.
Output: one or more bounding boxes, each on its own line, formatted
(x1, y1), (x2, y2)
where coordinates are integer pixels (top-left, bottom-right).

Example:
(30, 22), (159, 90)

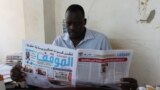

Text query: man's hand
(118, 78), (138, 90)
(10, 62), (26, 82)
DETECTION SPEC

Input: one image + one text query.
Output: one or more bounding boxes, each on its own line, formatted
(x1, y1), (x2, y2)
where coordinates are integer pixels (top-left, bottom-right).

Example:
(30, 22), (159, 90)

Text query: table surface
(6, 85), (119, 90)
(7, 87), (118, 90)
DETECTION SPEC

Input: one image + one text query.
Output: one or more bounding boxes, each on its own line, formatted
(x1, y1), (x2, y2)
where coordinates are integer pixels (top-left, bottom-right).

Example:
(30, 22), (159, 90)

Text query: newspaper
(22, 41), (133, 88)
(22, 41), (78, 88)
(77, 49), (133, 85)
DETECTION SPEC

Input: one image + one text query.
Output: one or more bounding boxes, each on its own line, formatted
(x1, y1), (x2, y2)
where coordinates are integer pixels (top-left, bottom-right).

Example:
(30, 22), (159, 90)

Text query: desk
(6, 87), (118, 90)
(1, 64), (119, 90)
(6, 84), (119, 90)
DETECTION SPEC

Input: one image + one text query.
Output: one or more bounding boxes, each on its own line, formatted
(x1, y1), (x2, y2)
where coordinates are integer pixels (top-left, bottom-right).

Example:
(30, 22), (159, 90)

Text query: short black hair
(66, 4), (85, 18)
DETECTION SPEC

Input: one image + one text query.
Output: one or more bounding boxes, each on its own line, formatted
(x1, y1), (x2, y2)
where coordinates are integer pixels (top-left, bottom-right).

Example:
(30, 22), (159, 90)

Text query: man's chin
(69, 33), (78, 39)
(69, 35), (80, 39)
(70, 36), (78, 39)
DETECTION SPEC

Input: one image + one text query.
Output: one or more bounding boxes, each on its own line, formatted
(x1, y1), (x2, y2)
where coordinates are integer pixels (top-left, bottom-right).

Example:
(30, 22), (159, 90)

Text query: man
(52, 4), (138, 90)
(11, 4), (138, 90)
(53, 5), (111, 50)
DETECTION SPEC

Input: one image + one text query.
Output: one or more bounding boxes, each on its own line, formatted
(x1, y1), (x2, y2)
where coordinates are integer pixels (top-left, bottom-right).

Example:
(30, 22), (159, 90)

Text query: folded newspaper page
(22, 41), (133, 88)
(77, 49), (133, 85)
(22, 41), (78, 88)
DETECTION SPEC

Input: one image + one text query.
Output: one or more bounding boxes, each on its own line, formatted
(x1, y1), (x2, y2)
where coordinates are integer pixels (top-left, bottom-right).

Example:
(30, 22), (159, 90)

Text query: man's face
(65, 11), (86, 39)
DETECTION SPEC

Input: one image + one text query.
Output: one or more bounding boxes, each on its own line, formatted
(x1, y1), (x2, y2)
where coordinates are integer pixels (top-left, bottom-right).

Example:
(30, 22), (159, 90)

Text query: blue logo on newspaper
(37, 53), (73, 68)
(117, 52), (130, 57)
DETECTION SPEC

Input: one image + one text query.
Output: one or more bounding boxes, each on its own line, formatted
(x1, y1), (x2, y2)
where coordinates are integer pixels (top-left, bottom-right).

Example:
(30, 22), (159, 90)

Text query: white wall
(23, 0), (45, 43)
(0, 0), (25, 61)
(55, 0), (160, 85)
(23, 0), (56, 44)
(0, 0), (56, 61)
(43, 0), (56, 44)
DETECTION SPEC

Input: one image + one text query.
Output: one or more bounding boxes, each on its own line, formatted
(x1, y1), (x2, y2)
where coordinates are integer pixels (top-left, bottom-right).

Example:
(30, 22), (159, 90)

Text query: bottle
(0, 75), (6, 90)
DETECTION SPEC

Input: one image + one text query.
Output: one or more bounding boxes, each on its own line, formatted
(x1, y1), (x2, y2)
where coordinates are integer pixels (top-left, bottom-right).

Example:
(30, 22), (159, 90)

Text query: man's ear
(84, 18), (87, 25)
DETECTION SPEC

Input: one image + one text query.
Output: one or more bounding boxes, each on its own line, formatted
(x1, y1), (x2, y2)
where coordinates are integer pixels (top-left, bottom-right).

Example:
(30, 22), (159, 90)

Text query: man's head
(65, 4), (86, 39)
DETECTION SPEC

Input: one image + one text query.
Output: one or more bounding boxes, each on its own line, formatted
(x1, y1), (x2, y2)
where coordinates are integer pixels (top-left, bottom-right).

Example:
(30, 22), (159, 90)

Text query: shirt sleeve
(100, 36), (112, 50)
(52, 37), (59, 46)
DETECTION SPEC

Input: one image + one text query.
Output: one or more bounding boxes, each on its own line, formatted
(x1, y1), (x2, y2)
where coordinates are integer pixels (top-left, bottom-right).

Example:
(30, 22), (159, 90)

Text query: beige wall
(23, 0), (56, 44)
(23, 0), (45, 43)
(0, 0), (25, 60)
(43, 0), (56, 44)
(55, 0), (160, 85)
(0, 0), (56, 61)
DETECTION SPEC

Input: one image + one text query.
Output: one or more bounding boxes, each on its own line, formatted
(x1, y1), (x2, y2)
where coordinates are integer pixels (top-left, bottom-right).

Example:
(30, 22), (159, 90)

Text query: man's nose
(69, 25), (76, 31)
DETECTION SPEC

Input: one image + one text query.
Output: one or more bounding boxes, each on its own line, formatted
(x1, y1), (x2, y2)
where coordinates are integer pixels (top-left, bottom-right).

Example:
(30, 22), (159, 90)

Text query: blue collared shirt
(52, 28), (112, 50)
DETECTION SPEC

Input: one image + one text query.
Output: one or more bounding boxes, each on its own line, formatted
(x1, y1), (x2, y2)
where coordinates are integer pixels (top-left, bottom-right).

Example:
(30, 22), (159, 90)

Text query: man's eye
(66, 22), (82, 27)
(66, 22), (71, 25)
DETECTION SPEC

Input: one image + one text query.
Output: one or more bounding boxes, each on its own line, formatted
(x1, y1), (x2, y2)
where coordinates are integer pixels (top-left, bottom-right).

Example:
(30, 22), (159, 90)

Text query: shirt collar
(62, 28), (95, 42)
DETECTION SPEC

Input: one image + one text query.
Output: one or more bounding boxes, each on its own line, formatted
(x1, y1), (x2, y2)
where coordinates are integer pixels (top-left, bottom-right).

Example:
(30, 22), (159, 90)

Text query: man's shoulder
(88, 29), (108, 39)
(54, 33), (67, 40)
(52, 33), (67, 45)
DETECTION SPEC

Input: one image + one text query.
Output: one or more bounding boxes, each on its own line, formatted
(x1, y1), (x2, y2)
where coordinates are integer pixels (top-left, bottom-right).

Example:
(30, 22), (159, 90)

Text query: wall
(23, 0), (56, 44)
(0, 0), (25, 61)
(43, 0), (56, 44)
(23, 0), (45, 43)
(0, 0), (56, 61)
(55, 0), (160, 85)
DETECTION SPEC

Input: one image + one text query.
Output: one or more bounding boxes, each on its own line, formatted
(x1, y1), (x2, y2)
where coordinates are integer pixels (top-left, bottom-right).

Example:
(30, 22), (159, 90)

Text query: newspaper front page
(22, 41), (78, 88)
